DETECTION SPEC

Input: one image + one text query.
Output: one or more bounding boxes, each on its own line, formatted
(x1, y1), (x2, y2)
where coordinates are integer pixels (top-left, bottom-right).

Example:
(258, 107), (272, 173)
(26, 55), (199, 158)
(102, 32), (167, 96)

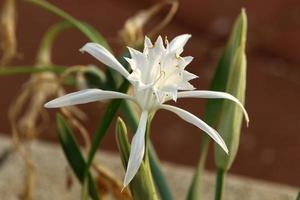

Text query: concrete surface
(0, 135), (297, 200)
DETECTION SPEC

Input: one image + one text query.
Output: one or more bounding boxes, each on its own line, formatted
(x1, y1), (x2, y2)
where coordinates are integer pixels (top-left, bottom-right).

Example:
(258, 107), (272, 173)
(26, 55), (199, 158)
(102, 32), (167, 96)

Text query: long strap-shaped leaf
(187, 9), (247, 200)
(26, 0), (109, 49)
(0, 66), (65, 75)
(56, 114), (100, 200)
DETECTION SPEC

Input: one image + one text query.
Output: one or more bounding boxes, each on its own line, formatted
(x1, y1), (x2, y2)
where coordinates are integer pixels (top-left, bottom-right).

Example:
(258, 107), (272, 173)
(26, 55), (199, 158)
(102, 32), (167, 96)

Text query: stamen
(175, 54), (181, 59)
(164, 36), (169, 45)
(153, 70), (165, 85)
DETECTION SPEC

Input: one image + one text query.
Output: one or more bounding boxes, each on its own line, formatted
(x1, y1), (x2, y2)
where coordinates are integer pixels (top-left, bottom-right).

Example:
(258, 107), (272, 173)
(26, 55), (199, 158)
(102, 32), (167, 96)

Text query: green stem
(187, 135), (209, 200)
(143, 116), (158, 200)
(215, 168), (226, 200)
(36, 21), (72, 64)
(148, 144), (173, 200)
(121, 101), (173, 200)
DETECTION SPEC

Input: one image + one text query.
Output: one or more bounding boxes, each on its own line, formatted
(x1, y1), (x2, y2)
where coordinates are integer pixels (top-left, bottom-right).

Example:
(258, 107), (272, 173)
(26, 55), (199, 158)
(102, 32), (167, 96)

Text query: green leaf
(214, 9), (247, 170)
(296, 190), (300, 200)
(115, 117), (158, 200)
(186, 137), (209, 200)
(206, 10), (247, 127)
(187, 9), (247, 200)
(115, 117), (131, 168)
(26, 0), (109, 48)
(214, 169), (225, 200)
(83, 66), (107, 89)
(85, 79), (129, 168)
(56, 114), (100, 200)
(36, 21), (72, 65)
(0, 66), (65, 76)
(148, 144), (173, 200)
(26, 0), (123, 92)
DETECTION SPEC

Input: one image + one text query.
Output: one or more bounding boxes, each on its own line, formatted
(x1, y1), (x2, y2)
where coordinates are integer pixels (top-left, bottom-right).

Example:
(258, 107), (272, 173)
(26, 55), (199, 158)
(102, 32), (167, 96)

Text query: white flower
(44, 34), (249, 187)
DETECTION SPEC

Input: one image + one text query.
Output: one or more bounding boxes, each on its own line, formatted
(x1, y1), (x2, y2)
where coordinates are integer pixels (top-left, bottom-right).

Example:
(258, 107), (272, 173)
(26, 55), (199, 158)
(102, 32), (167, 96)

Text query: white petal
(123, 111), (148, 187)
(183, 71), (198, 81)
(179, 56), (194, 68)
(178, 81), (196, 91)
(154, 36), (165, 51)
(144, 36), (153, 51)
(127, 47), (146, 70)
(183, 56), (194, 65)
(168, 34), (191, 53)
(80, 43), (130, 78)
(177, 90), (249, 124)
(128, 47), (144, 61)
(159, 104), (228, 153)
(124, 57), (137, 71)
(44, 89), (134, 108)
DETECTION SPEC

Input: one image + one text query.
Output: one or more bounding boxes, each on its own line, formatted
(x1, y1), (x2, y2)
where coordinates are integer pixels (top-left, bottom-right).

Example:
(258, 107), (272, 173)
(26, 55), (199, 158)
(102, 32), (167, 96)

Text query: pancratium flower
(44, 34), (249, 187)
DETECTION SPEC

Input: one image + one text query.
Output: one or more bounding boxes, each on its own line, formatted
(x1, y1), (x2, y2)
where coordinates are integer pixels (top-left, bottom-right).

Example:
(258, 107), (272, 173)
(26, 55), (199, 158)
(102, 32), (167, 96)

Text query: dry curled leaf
(0, 0), (17, 66)
(119, 0), (178, 47)
(93, 164), (132, 200)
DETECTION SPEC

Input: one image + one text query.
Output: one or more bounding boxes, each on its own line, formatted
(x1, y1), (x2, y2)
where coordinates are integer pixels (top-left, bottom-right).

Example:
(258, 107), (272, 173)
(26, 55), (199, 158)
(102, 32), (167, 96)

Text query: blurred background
(0, 0), (299, 187)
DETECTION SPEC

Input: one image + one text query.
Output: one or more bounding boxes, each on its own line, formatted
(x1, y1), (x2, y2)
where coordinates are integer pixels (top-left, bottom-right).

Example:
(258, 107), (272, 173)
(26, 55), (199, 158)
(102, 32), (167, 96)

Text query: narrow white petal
(178, 81), (196, 91)
(154, 36), (165, 51)
(160, 104), (228, 153)
(128, 47), (144, 60)
(80, 43), (129, 78)
(177, 90), (249, 124)
(179, 56), (194, 68)
(123, 111), (148, 187)
(183, 56), (194, 65)
(168, 34), (191, 53)
(124, 57), (137, 71)
(127, 47), (146, 69)
(144, 36), (153, 50)
(183, 71), (198, 81)
(44, 89), (134, 108)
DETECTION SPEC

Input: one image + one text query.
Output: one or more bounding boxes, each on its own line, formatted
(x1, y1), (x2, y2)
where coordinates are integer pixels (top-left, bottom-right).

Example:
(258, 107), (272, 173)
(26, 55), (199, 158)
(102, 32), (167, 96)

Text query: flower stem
(187, 135), (209, 200)
(214, 168), (226, 200)
(142, 116), (159, 200)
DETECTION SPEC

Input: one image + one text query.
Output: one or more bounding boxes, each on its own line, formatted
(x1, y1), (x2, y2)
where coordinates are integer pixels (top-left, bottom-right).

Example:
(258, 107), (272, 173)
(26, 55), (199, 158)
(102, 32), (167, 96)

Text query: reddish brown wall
(0, 0), (299, 186)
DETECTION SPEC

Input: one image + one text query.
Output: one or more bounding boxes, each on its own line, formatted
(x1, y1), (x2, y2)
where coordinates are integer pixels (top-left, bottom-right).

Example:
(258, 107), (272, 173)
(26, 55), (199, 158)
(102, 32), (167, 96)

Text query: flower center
(127, 35), (197, 110)
(134, 88), (158, 111)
